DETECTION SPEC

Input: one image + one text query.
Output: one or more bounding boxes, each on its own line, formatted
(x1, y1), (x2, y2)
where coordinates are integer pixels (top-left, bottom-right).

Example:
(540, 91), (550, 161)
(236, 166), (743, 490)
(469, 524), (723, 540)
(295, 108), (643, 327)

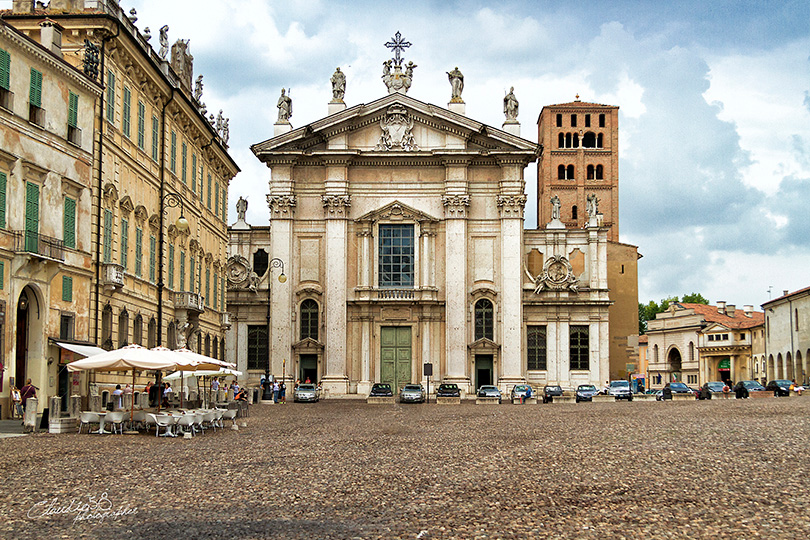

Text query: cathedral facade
(227, 53), (616, 395)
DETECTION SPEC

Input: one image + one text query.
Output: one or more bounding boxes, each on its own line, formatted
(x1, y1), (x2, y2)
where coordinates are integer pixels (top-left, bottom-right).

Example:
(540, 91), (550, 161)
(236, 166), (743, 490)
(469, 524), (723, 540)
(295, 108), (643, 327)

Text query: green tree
(681, 292), (710, 305)
(638, 294), (707, 334)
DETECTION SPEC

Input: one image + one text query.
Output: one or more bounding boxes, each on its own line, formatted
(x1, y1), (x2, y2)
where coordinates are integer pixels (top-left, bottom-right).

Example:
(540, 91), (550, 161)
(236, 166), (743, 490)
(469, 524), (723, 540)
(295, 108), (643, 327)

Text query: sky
(6, 0), (809, 309)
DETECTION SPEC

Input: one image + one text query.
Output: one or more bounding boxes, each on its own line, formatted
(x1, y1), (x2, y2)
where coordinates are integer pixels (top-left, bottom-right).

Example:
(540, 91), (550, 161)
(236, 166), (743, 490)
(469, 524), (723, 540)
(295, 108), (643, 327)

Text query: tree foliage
(638, 293), (709, 334)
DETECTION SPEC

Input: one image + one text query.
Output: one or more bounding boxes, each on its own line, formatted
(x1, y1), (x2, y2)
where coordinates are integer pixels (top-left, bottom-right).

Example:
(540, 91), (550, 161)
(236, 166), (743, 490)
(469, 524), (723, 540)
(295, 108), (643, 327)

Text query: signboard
(718, 359), (730, 370)
(423, 363), (433, 376)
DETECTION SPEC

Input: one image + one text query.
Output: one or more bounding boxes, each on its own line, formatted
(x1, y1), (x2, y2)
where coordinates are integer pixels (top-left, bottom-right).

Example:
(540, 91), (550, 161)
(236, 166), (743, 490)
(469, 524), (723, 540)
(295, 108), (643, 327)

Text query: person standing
(20, 379), (36, 416)
(272, 380), (280, 404)
(279, 381), (287, 404)
(10, 386), (22, 419)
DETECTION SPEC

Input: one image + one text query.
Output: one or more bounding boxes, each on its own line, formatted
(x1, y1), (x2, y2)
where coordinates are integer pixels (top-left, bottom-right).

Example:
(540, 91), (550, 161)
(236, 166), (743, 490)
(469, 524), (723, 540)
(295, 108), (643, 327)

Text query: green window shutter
(106, 69), (115, 122)
(181, 142), (187, 183)
(62, 275), (73, 302)
(170, 130), (177, 172)
(135, 227), (142, 277)
(221, 186), (227, 222)
(221, 273), (225, 311)
(179, 250), (185, 291)
(206, 174), (212, 209)
(205, 267), (210, 307)
(189, 257), (195, 292)
(0, 171), (6, 229)
(122, 87), (131, 138)
(214, 181), (219, 216)
(68, 92), (79, 128)
(29, 68), (42, 108)
(102, 209), (113, 262)
(0, 48), (10, 90)
(25, 182), (39, 252)
(120, 219), (128, 269)
(137, 101), (145, 149)
(191, 153), (197, 193)
(63, 197), (76, 249)
(168, 244), (175, 290)
(198, 258), (202, 293)
(149, 235), (156, 283)
(213, 273), (218, 309)
(151, 116), (159, 161)
(0, 260), (4, 290)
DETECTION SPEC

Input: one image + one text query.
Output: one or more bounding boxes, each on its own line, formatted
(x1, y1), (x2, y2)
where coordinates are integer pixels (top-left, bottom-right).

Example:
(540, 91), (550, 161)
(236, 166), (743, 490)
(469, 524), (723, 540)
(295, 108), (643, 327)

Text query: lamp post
(263, 258), (287, 400)
(157, 192), (189, 347)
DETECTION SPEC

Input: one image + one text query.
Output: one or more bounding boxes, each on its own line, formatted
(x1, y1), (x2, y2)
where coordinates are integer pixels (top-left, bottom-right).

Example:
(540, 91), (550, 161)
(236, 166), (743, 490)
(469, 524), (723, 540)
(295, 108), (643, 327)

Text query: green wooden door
(380, 327), (412, 391)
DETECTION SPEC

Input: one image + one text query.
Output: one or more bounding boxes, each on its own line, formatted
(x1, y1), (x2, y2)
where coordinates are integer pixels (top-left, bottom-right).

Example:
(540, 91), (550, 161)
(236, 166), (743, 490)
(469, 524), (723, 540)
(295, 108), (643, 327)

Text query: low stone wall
(49, 417), (78, 434)
(633, 394), (657, 401)
(672, 393), (695, 401)
(592, 395), (615, 403)
(475, 397), (501, 405)
(366, 396), (395, 404)
(551, 396), (576, 404)
(436, 396), (460, 405)
(511, 397), (537, 405)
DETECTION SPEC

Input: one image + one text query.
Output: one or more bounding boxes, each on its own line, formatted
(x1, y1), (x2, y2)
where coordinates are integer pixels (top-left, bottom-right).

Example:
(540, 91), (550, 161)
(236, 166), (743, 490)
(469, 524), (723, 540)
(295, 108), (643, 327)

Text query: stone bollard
(24, 398), (38, 432)
(49, 396), (62, 418)
(70, 395), (82, 418)
(90, 395), (102, 412)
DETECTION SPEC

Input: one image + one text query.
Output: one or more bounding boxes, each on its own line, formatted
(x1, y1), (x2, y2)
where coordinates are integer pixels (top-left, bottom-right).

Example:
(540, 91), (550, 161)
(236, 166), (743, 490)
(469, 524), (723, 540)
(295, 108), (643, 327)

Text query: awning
(55, 341), (106, 359)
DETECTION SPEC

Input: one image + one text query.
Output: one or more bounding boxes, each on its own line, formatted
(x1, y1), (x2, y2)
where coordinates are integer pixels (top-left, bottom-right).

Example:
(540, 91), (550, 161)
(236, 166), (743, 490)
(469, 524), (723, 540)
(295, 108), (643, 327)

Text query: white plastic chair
(222, 409), (238, 427)
(106, 411), (126, 435)
(78, 411), (100, 434)
(150, 413), (176, 437)
(202, 411), (216, 431)
(175, 414), (195, 436)
(213, 409), (225, 430)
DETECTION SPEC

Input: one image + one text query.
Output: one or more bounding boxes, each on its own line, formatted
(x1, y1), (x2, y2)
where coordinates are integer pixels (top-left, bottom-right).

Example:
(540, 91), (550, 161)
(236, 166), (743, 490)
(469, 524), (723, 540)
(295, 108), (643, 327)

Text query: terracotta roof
(639, 335), (648, 344)
(761, 285), (810, 307)
(543, 101), (617, 109)
(676, 303), (764, 329)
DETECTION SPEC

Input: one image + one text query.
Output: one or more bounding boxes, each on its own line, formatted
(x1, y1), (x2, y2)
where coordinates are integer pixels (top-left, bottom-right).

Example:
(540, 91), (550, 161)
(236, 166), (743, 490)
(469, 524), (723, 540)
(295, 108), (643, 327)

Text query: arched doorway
(767, 354), (775, 381)
(667, 347), (682, 382)
(796, 351), (804, 385)
(15, 285), (44, 393)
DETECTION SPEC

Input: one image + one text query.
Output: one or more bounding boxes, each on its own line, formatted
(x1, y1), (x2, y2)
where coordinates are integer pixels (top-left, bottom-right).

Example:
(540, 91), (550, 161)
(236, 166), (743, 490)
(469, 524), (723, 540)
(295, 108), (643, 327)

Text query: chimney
(743, 305), (753, 318)
(716, 301), (726, 315)
(783, 290), (789, 297)
(726, 304), (736, 318)
(39, 19), (64, 58)
(12, 0), (34, 14)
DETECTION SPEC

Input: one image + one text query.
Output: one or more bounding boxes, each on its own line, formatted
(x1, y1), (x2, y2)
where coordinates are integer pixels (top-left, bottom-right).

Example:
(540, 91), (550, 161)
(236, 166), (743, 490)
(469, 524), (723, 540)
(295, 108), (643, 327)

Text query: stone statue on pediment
(551, 195), (561, 220)
(277, 88), (292, 122)
(447, 67), (464, 102)
(504, 86), (519, 122)
(330, 67), (346, 102)
(158, 25), (169, 59)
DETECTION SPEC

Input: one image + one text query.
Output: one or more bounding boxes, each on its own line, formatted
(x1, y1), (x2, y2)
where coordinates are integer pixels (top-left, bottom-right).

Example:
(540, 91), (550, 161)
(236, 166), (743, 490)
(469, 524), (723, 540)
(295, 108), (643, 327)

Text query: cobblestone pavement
(1, 398), (809, 539)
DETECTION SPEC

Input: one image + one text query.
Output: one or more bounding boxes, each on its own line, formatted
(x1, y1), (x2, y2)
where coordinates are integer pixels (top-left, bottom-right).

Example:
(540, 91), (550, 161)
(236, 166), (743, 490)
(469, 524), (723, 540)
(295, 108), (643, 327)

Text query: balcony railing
(174, 291), (204, 313)
(13, 231), (64, 261)
(376, 288), (415, 300)
(101, 262), (124, 290)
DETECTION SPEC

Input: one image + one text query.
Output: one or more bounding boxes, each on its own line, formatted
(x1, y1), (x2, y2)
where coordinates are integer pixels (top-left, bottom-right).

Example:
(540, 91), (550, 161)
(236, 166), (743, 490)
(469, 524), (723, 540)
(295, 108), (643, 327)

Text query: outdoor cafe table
(90, 411), (111, 434)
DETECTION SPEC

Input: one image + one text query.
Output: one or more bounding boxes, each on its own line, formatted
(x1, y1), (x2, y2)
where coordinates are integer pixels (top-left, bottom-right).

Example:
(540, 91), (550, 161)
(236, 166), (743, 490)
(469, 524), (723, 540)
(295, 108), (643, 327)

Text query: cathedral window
(573, 133), (579, 148)
(569, 325), (589, 370)
(567, 165), (575, 179)
(527, 326), (547, 370)
(558, 133), (564, 148)
(587, 165), (595, 180)
(585, 114), (591, 127)
(247, 325), (268, 370)
(558, 165), (565, 180)
(379, 224), (414, 288)
(556, 113), (562, 127)
(599, 114), (605, 127)
(570, 114), (577, 127)
(300, 299), (319, 341)
(572, 205), (578, 220)
(474, 299), (494, 341)
(565, 133), (572, 148)
(596, 165), (603, 180)
(582, 132), (596, 148)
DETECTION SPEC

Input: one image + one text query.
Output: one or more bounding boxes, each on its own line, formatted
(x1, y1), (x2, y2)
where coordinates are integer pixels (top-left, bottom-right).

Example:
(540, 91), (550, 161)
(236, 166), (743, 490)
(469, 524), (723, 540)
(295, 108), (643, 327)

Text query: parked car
(510, 384), (533, 401)
(369, 383), (393, 397)
(542, 385), (563, 403)
(293, 383), (320, 403)
(741, 380), (766, 392)
(399, 384), (426, 403)
(436, 383), (460, 398)
(608, 380), (633, 401)
(477, 385), (502, 403)
(575, 384), (599, 403)
(656, 382), (697, 400)
(705, 381), (726, 393)
(766, 379), (792, 397)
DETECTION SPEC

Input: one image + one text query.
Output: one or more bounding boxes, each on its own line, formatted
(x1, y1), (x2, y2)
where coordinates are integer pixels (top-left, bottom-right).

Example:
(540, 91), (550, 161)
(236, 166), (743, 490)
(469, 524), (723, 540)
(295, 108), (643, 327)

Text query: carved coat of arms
(376, 105), (419, 151)
(526, 255), (579, 293)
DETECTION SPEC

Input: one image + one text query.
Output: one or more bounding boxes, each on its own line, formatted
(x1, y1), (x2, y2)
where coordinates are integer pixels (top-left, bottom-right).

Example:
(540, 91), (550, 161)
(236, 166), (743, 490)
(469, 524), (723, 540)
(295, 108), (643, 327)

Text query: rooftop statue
(504, 86), (519, 122)
(277, 88), (292, 122)
(194, 74), (203, 102)
(330, 67), (346, 102)
(158, 25), (169, 59)
(447, 66), (464, 102)
(550, 195), (561, 221)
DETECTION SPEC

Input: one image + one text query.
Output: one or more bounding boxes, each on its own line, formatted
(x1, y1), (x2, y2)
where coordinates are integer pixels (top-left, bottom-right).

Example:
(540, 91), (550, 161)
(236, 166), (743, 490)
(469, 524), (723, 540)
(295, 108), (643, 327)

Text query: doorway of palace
(380, 326), (411, 391)
(57, 366), (70, 412)
(15, 290), (31, 387)
(299, 354), (318, 384)
(475, 355), (493, 390)
(717, 357), (731, 384)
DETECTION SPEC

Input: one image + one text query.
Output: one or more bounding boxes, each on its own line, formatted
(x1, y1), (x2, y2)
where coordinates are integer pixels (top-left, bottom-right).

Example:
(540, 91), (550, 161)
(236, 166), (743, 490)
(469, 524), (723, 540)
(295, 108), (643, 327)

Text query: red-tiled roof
(761, 285), (810, 307)
(544, 101), (617, 109)
(677, 303), (764, 329)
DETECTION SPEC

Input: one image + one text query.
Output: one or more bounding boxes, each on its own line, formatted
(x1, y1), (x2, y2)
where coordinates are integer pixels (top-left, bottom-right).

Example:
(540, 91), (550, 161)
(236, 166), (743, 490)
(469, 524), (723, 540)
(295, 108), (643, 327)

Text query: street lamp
(263, 257), (287, 399)
(157, 191), (189, 346)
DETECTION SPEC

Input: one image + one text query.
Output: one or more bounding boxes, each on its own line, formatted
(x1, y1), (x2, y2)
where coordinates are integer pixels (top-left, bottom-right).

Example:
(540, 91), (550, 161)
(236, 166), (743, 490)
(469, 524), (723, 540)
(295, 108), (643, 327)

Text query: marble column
(443, 193), (469, 390)
(497, 194), (526, 388)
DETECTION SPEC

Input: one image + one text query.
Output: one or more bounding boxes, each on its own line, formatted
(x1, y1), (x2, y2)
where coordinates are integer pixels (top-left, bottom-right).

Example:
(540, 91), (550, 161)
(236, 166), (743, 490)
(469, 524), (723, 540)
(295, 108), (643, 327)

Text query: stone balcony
(353, 287), (439, 303)
(101, 262), (124, 292)
(174, 291), (204, 313)
(12, 230), (64, 261)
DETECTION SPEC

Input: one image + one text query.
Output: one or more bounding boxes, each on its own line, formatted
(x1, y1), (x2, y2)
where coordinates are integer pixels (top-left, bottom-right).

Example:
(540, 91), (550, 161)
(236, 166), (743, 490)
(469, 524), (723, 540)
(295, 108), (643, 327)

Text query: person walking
(20, 379), (36, 415)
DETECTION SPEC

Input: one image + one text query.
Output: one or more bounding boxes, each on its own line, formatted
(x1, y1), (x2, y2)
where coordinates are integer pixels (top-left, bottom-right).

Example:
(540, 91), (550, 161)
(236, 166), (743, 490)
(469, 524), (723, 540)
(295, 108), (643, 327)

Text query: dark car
(705, 381), (726, 393)
(766, 379), (791, 397)
(542, 385), (563, 403)
(436, 383), (460, 398)
(656, 382), (697, 401)
(741, 380), (766, 392)
(369, 383), (393, 397)
(575, 384), (599, 403)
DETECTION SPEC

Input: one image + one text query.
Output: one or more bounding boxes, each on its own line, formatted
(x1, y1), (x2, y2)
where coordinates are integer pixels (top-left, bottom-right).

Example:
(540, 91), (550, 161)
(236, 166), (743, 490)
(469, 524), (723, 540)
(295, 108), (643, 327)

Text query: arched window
(565, 133), (571, 148)
(213, 337), (219, 359)
(573, 133), (579, 148)
(654, 344), (659, 362)
(572, 205), (578, 220)
(566, 165), (574, 179)
(474, 299), (494, 341)
(102, 305), (113, 349)
(597, 133), (603, 148)
(147, 318), (157, 348)
(167, 322), (177, 350)
(689, 342), (695, 362)
(205, 334), (211, 357)
(118, 309), (129, 347)
(596, 165), (604, 180)
(558, 165), (566, 180)
(300, 299), (319, 341)
(558, 133), (564, 148)
(133, 314), (143, 345)
(587, 165), (595, 180)
(253, 249), (268, 278)
(582, 132), (596, 148)
(220, 339), (225, 361)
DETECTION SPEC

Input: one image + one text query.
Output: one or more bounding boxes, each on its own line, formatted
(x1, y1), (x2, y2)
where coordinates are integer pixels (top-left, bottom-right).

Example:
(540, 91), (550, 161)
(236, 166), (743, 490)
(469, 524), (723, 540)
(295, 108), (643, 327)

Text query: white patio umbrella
(163, 368), (242, 381)
(173, 348), (236, 369)
(151, 347), (226, 408)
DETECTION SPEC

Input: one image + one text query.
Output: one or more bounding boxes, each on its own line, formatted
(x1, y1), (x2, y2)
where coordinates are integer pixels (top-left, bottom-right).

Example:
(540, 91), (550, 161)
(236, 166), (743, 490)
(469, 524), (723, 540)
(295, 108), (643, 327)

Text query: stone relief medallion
(375, 105), (420, 151)
(530, 255), (578, 293)
(226, 255), (251, 287)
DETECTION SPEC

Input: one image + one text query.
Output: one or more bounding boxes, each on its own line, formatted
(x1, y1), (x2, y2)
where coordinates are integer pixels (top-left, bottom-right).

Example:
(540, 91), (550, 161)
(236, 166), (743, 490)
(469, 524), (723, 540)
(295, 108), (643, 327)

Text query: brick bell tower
(537, 97), (619, 241)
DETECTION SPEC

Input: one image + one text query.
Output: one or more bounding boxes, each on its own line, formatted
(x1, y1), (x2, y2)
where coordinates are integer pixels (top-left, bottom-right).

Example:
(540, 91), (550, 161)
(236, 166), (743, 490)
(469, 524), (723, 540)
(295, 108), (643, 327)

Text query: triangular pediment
(468, 337), (500, 350)
(292, 337), (324, 351)
(356, 200), (439, 224)
(251, 93), (539, 158)
(703, 323), (731, 333)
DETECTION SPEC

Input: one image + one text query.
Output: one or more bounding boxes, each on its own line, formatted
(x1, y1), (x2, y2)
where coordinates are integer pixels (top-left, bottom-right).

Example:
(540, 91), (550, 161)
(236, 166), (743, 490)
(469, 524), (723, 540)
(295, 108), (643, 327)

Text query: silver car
(399, 384), (425, 403)
(294, 383), (320, 403)
(477, 385), (502, 403)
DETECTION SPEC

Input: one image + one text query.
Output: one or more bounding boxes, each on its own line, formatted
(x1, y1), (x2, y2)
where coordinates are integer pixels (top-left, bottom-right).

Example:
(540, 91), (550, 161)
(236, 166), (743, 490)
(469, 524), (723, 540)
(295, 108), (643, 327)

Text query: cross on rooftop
(384, 31), (411, 67)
